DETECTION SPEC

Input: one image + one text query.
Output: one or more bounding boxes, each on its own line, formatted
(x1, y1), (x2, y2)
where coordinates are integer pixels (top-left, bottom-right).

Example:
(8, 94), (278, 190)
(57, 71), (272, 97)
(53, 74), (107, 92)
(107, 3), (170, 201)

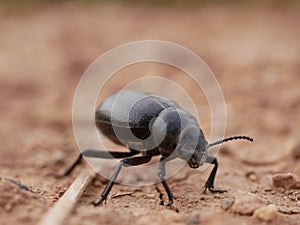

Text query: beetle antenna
(207, 136), (253, 149)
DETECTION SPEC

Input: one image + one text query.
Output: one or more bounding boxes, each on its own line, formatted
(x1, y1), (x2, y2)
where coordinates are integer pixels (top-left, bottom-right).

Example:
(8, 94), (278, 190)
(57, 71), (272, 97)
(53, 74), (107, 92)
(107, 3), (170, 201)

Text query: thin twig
(38, 170), (96, 225)
(111, 192), (133, 199)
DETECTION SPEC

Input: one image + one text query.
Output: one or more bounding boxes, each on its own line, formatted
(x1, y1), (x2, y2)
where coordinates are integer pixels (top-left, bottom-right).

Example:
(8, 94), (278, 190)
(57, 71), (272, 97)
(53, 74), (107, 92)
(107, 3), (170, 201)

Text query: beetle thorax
(151, 108), (207, 164)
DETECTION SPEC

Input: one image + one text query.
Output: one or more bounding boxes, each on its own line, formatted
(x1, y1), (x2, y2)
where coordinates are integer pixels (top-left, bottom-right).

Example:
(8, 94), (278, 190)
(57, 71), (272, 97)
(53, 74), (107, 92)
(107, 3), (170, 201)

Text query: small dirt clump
(230, 190), (267, 215)
(253, 204), (278, 221)
(272, 173), (300, 190)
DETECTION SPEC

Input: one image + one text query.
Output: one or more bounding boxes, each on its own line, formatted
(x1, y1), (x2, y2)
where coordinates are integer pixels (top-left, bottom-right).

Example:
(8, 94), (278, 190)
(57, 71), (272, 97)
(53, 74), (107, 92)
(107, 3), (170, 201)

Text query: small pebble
(187, 214), (201, 225)
(246, 171), (257, 182)
(213, 194), (221, 199)
(144, 194), (156, 199)
(53, 151), (66, 164)
(230, 190), (267, 215)
(264, 188), (272, 192)
(290, 143), (300, 159)
(253, 204), (277, 221)
(222, 198), (234, 210)
(167, 204), (180, 213)
(272, 173), (299, 189)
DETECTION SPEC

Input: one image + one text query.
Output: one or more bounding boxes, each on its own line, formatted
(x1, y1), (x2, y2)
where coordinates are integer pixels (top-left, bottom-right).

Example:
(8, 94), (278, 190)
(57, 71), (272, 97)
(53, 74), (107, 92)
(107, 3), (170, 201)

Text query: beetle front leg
(203, 156), (227, 193)
(158, 157), (175, 206)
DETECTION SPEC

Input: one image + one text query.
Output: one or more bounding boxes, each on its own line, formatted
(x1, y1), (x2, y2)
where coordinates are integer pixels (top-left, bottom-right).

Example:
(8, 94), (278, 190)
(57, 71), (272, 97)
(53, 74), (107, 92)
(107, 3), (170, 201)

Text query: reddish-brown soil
(1, 3), (300, 225)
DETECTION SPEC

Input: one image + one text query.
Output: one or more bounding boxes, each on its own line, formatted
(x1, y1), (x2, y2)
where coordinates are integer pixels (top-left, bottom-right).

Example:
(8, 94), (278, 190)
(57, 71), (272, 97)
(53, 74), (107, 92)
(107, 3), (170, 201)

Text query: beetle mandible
(58, 90), (253, 206)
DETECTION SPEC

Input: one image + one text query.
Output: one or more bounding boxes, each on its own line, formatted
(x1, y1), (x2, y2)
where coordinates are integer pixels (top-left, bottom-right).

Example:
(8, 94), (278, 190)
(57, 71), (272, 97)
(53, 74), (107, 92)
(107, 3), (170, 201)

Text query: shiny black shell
(95, 90), (180, 148)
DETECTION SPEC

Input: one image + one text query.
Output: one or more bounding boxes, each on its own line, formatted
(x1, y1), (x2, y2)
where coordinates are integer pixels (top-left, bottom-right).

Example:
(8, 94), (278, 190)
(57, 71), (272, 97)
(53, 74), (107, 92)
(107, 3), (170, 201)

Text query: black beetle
(58, 90), (253, 206)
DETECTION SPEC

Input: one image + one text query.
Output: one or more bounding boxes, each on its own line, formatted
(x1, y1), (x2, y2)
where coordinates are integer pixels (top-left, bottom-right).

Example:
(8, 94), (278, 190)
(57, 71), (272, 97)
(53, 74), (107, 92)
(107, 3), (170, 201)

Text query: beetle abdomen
(95, 90), (180, 147)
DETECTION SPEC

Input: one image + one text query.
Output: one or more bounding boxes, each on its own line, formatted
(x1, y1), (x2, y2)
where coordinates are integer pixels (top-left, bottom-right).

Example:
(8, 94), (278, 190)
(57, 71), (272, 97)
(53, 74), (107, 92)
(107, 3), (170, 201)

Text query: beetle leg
(203, 156), (227, 194)
(54, 154), (83, 178)
(158, 157), (175, 206)
(92, 155), (152, 206)
(55, 149), (139, 178)
(82, 149), (139, 159)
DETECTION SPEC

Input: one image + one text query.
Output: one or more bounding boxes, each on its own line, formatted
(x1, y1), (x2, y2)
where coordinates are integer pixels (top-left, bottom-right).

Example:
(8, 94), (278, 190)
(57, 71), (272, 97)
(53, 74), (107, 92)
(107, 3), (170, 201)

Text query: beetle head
(175, 125), (208, 168)
(175, 126), (254, 169)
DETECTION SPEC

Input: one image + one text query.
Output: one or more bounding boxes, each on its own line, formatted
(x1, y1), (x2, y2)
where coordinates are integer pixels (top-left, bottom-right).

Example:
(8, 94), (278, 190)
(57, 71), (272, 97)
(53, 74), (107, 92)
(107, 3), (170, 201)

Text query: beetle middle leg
(92, 155), (152, 206)
(203, 155), (227, 193)
(55, 149), (139, 178)
(157, 157), (175, 206)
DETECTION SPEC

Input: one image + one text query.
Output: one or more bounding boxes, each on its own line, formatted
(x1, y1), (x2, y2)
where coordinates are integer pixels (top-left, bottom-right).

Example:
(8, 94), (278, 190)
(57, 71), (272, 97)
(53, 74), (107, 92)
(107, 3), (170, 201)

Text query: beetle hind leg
(55, 149), (139, 178)
(203, 156), (227, 194)
(53, 154), (83, 178)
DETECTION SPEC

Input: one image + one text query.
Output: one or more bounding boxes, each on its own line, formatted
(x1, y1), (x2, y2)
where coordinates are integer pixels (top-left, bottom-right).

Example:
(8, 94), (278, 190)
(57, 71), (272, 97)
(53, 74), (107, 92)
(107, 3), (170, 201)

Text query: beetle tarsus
(167, 199), (174, 206)
(203, 180), (227, 193)
(158, 157), (175, 206)
(203, 186), (227, 194)
(91, 198), (105, 206)
(203, 156), (227, 194)
(208, 188), (227, 193)
(155, 185), (165, 205)
(55, 154), (83, 178)
(161, 180), (175, 206)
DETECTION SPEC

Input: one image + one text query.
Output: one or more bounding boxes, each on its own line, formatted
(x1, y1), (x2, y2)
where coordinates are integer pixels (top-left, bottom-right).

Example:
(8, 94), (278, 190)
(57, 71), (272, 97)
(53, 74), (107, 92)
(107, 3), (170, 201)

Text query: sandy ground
(0, 3), (300, 225)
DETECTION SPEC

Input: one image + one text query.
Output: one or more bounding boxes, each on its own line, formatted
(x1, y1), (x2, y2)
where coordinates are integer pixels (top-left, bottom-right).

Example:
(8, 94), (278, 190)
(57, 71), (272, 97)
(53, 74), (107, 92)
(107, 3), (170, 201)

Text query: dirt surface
(1, 2), (300, 225)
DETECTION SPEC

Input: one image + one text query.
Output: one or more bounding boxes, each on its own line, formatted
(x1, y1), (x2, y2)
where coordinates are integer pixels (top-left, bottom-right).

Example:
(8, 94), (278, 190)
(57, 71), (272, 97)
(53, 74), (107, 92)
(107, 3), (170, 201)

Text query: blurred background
(0, 1), (300, 224)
